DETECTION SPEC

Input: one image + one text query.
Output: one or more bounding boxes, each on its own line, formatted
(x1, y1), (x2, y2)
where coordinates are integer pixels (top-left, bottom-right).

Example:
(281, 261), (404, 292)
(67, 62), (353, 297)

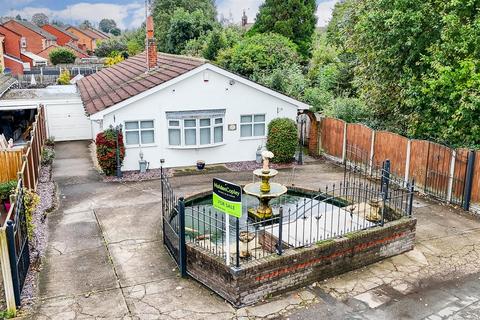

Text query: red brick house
(2, 19), (57, 54)
(41, 24), (79, 47)
(0, 25), (25, 75)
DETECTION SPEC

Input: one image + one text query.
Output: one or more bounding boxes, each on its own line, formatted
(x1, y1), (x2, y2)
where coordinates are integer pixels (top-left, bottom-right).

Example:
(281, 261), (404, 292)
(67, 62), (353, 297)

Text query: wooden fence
(0, 106), (47, 189)
(318, 116), (480, 212)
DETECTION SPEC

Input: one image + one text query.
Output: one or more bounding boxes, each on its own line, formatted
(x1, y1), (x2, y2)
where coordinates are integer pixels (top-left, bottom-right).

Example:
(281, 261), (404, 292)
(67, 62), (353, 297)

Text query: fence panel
(408, 140), (430, 188)
(346, 124), (373, 162)
(470, 151), (480, 204)
(320, 118), (345, 159)
(0, 150), (24, 183)
(373, 131), (408, 177)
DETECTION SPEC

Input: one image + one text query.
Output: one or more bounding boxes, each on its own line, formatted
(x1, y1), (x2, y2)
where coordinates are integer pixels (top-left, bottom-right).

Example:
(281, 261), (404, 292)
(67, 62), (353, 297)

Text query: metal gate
(6, 182), (31, 306)
(161, 169), (187, 277)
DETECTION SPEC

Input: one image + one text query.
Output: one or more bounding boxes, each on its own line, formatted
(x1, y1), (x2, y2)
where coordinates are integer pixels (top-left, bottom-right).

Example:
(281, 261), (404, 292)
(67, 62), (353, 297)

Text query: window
(124, 120), (155, 146)
(240, 114), (266, 138)
(21, 37), (26, 48)
(168, 117), (224, 147)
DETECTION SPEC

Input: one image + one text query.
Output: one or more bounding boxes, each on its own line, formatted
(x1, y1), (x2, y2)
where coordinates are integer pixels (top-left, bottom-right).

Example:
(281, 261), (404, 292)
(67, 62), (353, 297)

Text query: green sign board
(213, 178), (242, 218)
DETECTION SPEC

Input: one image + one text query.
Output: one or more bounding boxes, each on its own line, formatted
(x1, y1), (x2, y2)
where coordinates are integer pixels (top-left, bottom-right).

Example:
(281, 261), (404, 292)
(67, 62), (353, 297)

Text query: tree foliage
(165, 8), (216, 54)
(266, 118), (298, 163)
(217, 33), (299, 79)
(31, 13), (49, 26)
(95, 39), (127, 57)
(49, 48), (76, 65)
(99, 19), (117, 33)
(79, 20), (92, 29)
(152, 0), (216, 52)
(248, 0), (317, 58)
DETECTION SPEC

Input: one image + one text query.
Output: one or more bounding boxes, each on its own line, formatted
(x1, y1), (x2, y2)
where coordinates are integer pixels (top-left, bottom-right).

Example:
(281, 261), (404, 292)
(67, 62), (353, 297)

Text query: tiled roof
(65, 42), (88, 55)
(7, 19), (57, 40)
(79, 28), (104, 40)
(77, 52), (206, 115)
(0, 74), (18, 98)
(44, 24), (79, 40)
(87, 27), (110, 39)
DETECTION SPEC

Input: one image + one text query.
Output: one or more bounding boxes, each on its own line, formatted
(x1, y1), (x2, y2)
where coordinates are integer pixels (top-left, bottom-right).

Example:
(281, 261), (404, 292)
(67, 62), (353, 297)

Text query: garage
(0, 85), (92, 142)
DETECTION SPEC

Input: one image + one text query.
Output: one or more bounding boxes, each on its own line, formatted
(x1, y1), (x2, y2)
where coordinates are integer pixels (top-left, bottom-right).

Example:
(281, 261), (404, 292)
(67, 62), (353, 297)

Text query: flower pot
(3, 200), (11, 213)
(196, 161), (205, 170)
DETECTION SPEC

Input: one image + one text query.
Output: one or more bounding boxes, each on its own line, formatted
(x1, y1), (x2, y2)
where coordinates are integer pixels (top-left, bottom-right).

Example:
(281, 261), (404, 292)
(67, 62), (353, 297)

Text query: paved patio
(29, 141), (480, 319)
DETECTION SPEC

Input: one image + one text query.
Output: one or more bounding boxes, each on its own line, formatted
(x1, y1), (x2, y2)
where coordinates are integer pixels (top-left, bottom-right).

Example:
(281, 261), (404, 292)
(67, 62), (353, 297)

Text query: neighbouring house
(76, 16), (310, 171)
(2, 19), (57, 54)
(37, 43), (89, 63)
(41, 24), (79, 47)
(85, 27), (110, 40)
(0, 25), (28, 75)
(20, 51), (48, 68)
(0, 33), (4, 71)
(66, 26), (106, 53)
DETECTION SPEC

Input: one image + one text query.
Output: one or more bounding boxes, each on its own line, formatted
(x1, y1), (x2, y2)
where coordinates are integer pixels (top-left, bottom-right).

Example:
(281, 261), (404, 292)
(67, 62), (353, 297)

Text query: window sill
(239, 136), (267, 141)
(167, 143), (226, 150)
(125, 144), (157, 149)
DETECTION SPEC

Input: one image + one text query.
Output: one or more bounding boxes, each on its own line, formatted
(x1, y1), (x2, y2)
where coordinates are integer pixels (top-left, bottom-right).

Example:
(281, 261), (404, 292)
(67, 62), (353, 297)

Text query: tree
(110, 27), (121, 36)
(51, 20), (65, 27)
(248, 0), (317, 58)
(217, 33), (299, 79)
(99, 19), (117, 33)
(49, 48), (76, 65)
(79, 20), (92, 29)
(165, 8), (216, 54)
(15, 14), (22, 20)
(95, 39), (127, 57)
(31, 13), (49, 26)
(122, 27), (145, 55)
(152, 0), (217, 51)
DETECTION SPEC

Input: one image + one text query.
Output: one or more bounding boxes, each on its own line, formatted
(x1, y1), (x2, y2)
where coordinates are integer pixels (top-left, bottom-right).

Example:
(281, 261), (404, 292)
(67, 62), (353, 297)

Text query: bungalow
(77, 16), (310, 170)
(2, 19), (57, 54)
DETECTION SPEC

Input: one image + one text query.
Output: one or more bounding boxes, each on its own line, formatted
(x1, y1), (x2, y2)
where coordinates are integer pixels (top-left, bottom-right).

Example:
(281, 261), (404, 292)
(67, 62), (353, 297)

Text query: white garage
(0, 85), (92, 142)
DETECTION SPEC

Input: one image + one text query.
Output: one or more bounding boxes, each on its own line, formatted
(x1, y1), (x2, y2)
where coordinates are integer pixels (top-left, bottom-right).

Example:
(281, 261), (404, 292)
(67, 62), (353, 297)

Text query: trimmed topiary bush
(266, 118), (298, 163)
(49, 48), (76, 65)
(96, 128), (125, 176)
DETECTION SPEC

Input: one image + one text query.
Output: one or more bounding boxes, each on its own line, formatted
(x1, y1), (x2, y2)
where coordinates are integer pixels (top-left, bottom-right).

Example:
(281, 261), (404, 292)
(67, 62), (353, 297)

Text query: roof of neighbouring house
(21, 51), (48, 62)
(5, 20), (57, 41)
(43, 24), (79, 41)
(77, 52), (206, 115)
(78, 27), (105, 40)
(0, 74), (19, 98)
(87, 27), (110, 39)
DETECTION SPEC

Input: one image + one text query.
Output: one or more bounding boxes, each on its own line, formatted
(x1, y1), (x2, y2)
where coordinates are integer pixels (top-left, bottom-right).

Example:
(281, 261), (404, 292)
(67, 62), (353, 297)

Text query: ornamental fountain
(243, 151), (288, 220)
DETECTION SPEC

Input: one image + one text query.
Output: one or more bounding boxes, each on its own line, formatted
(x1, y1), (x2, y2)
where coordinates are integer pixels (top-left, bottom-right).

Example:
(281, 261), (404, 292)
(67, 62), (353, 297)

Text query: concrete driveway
(31, 141), (480, 319)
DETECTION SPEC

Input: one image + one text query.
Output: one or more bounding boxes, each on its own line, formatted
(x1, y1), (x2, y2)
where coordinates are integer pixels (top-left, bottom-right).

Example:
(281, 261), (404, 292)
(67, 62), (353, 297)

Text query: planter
(2, 200), (11, 213)
(196, 160), (206, 170)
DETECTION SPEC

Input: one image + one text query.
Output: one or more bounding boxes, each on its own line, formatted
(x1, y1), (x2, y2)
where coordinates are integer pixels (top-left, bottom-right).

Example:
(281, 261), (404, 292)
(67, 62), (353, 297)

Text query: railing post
(160, 167), (166, 245)
(276, 207), (283, 255)
(6, 221), (20, 306)
(235, 218), (240, 268)
(342, 122), (347, 164)
(178, 197), (187, 278)
(0, 227), (16, 314)
(381, 160), (391, 226)
(369, 130), (375, 176)
(463, 150), (476, 211)
(408, 180), (415, 217)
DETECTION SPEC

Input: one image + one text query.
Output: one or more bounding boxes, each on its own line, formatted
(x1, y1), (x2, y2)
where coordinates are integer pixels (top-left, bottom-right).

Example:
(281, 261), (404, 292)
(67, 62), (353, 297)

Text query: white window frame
(123, 120), (156, 147)
(167, 116), (224, 148)
(20, 37), (27, 48)
(240, 114), (266, 139)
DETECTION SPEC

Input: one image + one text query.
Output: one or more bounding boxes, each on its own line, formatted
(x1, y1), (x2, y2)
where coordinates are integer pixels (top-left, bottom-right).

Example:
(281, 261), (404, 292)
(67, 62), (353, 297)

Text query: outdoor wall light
(229, 79), (235, 86)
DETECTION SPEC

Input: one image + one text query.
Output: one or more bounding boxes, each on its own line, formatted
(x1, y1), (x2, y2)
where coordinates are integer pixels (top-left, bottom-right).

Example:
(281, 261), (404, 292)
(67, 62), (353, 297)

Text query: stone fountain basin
(243, 182), (288, 199)
(253, 168), (279, 178)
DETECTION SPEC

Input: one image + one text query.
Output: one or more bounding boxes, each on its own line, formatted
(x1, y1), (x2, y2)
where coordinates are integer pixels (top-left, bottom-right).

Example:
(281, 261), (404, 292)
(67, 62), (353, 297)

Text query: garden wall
(186, 218), (416, 307)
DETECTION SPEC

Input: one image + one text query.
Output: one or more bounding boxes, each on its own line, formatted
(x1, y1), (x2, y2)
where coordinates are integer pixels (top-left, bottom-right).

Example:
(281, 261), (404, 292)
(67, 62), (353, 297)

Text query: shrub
(104, 53), (124, 66)
(95, 39), (127, 57)
(96, 128), (125, 176)
(323, 97), (372, 123)
(49, 48), (76, 65)
(0, 180), (17, 201)
(57, 70), (71, 85)
(41, 148), (56, 165)
(45, 137), (55, 147)
(266, 118), (298, 163)
(23, 188), (39, 239)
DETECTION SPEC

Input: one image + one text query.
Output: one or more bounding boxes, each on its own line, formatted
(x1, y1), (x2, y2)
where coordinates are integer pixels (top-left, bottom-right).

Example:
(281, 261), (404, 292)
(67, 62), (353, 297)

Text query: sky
(0, 0), (339, 30)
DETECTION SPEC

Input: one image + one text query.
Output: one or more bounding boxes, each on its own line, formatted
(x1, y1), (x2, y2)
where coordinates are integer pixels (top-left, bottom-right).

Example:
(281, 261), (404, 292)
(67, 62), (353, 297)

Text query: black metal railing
(161, 160), (415, 269)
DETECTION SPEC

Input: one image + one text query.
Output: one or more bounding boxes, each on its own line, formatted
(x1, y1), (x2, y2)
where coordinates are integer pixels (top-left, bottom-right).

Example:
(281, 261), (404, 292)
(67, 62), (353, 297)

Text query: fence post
(6, 221), (20, 306)
(276, 207), (283, 255)
(0, 227), (16, 314)
(381, 160), (391, 226)
(447, 150), (456, 203)
(404, 140), (411, 184)
(235, 218), (240, 268)
(369, 130), (375, 176)
(178, 197), (187, 278)
(342, 122), (347, 164)
(463, 151), (476, 211)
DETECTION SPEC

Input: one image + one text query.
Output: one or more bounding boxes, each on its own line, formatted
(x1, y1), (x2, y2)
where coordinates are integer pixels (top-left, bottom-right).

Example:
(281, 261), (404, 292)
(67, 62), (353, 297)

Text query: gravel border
(225, 161), (295, 172)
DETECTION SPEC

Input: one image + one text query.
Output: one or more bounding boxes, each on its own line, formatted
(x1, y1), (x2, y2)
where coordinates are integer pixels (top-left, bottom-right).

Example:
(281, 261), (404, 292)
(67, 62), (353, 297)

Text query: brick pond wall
(186, 217), (417, 307)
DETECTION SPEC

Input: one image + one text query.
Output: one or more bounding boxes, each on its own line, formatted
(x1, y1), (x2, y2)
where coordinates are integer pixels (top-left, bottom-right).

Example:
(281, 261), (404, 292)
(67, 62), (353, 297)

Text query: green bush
(96, 128), (125, 176)
(49, 48), (76, 65)
(323, 97), (373, 123)
(41, 148), (56, 165)
(0, 180), (17, 201)
(266, 118), (298, 163)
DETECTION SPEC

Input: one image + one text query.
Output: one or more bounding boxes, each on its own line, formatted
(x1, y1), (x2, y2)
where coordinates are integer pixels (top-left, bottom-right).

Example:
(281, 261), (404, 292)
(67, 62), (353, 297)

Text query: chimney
(146, 15), (157, 70)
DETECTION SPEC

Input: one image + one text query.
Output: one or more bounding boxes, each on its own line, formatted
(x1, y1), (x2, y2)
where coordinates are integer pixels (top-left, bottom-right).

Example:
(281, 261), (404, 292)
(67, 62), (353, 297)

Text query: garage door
(46, 103), (92, 141)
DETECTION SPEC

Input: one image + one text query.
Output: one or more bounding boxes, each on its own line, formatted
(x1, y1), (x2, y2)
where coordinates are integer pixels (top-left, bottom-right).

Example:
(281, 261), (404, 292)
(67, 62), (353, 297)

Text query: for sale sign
(213, 178), (242, 218)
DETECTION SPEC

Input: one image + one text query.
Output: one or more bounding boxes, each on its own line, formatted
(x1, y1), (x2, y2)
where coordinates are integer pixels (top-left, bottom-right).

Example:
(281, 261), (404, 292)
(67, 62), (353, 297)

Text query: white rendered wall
(100, 69), (299, 170)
